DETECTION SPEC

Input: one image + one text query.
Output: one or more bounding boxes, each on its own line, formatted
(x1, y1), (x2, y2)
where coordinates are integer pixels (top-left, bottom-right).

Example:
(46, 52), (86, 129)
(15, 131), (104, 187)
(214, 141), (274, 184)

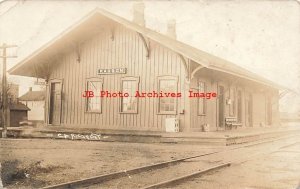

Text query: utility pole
(0, 43), (17, 138)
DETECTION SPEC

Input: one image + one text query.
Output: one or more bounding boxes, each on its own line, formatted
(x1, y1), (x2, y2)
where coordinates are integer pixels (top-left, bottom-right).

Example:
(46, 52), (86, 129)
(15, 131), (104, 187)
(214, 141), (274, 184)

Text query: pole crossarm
(0, 56), (17, 58)
(0, 44), (17, 49)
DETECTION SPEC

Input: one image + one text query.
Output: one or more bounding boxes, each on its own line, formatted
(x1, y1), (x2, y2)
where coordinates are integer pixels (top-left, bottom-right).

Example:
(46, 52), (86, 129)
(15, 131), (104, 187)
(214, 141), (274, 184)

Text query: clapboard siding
(47, 23), (186, 131)
(46, 22), (279, 132)
(188, 74), (273, 130)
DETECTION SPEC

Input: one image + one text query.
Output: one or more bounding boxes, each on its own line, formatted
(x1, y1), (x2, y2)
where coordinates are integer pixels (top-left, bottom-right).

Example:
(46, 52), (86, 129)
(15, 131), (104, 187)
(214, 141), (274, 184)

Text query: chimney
(132, 2), (145, 27)
(167, 19), (177, 39)
(29, 87), (32, 92)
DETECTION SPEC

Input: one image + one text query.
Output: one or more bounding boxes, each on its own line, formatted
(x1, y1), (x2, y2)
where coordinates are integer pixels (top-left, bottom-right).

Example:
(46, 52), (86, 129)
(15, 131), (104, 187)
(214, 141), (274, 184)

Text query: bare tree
(0, 82), (18, 107)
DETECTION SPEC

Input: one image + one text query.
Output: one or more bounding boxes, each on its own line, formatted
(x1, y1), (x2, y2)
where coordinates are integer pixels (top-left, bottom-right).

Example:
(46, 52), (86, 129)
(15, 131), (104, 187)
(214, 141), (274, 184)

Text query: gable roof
(19, 91), (45, 101)
(9, 103), (30, 111)
(8, 8), (284, 89)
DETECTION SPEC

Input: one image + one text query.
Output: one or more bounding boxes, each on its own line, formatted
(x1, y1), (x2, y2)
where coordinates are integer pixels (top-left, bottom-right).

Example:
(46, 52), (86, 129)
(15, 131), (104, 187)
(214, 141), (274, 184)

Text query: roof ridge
(8, 8), (287, 90)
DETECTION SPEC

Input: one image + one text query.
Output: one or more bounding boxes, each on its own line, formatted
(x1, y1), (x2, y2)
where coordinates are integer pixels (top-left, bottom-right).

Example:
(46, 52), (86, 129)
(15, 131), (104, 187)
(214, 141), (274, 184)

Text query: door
(218, 85), (225, 129)
(245, 93), (252, 127)
(266, 98), (272, 125)
(48, 81), (62, 125)
(237, 90), (242, 123)
(190, 87), (201, 130)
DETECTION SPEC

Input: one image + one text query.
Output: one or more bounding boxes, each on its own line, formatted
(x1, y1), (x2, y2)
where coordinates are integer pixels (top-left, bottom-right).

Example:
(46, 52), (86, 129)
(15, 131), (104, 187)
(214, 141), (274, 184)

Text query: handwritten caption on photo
(57, 133), (104, 140)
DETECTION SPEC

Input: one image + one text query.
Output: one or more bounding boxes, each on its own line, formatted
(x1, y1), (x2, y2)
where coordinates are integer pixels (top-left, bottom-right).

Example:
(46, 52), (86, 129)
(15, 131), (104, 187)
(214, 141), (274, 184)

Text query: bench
(225, 117), (242, 130)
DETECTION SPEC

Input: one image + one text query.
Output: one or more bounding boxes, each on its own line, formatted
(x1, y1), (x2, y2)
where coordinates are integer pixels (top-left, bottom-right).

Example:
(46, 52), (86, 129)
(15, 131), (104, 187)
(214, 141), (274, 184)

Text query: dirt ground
(0, 136), (299, 189)
(0, 138), (221, 188)
(172, 142), (300, 189)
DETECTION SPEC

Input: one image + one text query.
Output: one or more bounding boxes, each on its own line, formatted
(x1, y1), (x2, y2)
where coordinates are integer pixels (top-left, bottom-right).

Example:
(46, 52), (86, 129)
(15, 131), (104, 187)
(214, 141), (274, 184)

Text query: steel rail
(41, 134), (299, 189)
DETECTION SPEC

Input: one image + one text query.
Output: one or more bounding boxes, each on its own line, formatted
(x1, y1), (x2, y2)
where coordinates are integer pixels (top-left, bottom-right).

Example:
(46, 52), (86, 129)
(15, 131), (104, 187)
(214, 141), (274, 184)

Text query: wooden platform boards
(1, 125), (299, 146)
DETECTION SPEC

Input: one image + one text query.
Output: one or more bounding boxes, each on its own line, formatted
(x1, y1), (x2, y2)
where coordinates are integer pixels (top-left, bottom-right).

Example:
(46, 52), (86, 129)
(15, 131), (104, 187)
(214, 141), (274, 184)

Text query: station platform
(162, 125), (300, 145)
(1, 124), (299, 146)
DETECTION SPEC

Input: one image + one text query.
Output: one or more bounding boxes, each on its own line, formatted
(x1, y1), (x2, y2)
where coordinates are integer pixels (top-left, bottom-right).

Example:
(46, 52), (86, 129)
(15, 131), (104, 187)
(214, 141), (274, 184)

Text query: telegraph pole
(0, 43), (17, 138)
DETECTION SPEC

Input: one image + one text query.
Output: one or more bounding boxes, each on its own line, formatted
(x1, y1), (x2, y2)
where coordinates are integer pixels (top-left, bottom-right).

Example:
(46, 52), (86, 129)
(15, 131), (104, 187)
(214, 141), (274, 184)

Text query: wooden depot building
(8, 5), (281, 132)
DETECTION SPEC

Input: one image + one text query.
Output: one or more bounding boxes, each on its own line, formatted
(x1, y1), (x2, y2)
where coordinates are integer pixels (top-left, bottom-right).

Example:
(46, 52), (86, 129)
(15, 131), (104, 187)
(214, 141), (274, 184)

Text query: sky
(0, 0), (299, 112)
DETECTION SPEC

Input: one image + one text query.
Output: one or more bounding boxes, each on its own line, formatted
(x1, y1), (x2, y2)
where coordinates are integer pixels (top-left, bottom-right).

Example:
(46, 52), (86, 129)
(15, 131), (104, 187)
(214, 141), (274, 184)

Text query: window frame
(157, 75), (178, 115)
(229, 87), (236, 116)
(197, 81), (206, 116)
(119, 76), (140, 114)
(85, 77), (103, 114)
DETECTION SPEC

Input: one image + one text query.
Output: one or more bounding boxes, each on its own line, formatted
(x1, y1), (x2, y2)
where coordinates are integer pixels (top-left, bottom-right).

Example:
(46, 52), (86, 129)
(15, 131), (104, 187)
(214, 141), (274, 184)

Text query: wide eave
(8, 8), (284, 90)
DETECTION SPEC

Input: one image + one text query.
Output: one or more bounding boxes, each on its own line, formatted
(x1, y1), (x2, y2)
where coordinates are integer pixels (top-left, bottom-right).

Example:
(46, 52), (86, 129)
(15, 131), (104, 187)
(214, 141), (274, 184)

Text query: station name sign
(97, 68), (127, 75)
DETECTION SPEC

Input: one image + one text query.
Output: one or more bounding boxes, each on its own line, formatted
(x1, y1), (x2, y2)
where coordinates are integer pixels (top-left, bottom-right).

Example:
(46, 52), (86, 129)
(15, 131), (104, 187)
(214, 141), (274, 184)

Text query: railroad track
(42, 134), (300, 189)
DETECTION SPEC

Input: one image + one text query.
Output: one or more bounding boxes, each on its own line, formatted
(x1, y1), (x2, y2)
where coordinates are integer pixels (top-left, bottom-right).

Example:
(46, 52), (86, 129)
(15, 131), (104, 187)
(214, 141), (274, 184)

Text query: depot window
(120, 77), (139, 113)
(198, 81), (206, 115)
(86, 78), (103, 113)
(230, 87), (236, 116)
(158, 76), (178, 114)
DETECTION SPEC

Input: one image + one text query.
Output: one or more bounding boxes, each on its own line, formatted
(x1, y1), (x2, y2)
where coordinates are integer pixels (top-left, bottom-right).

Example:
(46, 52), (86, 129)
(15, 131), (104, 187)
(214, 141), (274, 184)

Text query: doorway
(237, 90), (242, 123)
(48, 80), (62, 125)
(266, 98), (272, 125)
(245, 93), (252, 127)
(218, 85), (225, 129)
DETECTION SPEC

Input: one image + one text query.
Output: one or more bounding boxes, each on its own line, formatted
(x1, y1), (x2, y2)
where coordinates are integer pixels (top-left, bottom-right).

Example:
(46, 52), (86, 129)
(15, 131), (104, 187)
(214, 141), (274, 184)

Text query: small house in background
(19, 87), (45, 124)
(8, 103), (30, 127)
(0, 83), (30, 127)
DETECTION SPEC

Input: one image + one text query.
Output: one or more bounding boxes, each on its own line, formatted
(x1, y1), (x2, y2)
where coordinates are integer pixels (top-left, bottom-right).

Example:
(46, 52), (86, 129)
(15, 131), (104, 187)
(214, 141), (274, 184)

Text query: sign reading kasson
(97, 68), (127, 75)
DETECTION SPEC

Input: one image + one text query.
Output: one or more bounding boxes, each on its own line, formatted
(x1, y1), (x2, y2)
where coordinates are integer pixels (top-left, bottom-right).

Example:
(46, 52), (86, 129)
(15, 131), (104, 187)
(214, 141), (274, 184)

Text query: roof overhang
(8, 8), (285, 90)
